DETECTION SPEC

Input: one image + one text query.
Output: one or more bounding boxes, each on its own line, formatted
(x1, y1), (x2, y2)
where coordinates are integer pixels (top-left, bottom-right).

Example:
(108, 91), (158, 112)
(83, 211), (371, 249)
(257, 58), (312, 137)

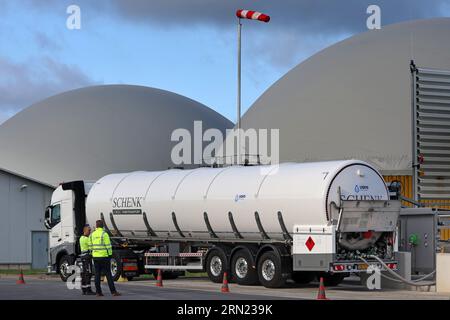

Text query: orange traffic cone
(221, 272), (230, 293)
(16, 269), (26, 285)
(156, 269), (163, 287)
(316, 277), (329, 300)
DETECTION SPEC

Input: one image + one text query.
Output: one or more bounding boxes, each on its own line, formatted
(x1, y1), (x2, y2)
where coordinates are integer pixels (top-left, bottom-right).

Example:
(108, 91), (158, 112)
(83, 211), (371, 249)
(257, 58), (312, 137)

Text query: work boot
(96, 293), (104, 297)
(86, 290), (96, 296)
(112, 292), (121, 297)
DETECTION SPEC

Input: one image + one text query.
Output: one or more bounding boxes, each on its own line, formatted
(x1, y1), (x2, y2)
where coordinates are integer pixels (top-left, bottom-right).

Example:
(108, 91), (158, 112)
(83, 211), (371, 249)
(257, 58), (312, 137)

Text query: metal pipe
(237, 19), (242, 165)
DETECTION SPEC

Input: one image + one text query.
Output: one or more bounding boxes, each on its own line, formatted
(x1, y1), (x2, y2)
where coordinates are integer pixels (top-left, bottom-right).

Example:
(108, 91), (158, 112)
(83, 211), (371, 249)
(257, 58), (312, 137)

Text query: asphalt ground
(0, 275), (448, 300)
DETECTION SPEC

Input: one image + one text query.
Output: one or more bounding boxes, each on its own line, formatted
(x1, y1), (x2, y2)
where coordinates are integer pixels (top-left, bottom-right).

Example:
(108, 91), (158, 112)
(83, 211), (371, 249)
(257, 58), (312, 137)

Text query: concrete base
(360, 252), (413, 290)
(381, 252), (411, 290)
(436, 253), (450, 293)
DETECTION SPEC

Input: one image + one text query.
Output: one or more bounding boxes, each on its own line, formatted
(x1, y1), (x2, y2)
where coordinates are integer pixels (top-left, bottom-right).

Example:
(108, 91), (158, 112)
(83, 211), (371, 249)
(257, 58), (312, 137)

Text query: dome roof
(0, 85), (233, 186)
(241, 18), (450, 174)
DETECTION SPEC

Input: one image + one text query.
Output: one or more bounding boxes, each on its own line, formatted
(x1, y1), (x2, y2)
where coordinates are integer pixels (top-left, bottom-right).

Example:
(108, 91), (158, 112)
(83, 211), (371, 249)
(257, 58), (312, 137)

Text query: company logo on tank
(354, 185), (369, 193)
(111, 197), (144, 215)
(234, 194), (247, 202)
(112, 197), (144, 208)
(341, 185), (383, 201)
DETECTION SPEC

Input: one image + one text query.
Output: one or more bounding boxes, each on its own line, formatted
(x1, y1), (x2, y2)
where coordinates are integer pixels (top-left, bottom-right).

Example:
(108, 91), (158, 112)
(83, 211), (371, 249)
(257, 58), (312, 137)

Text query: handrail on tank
(109, 212), (123, 237)
(254, 211), (270, 240)
(203, 212), (218, 238)
(228, 211), (244, 239)
(277, 211), (292, 240)
(171, 212), (185, 238)
(142, 212), (157, 237)
(100, 212), (113, 236)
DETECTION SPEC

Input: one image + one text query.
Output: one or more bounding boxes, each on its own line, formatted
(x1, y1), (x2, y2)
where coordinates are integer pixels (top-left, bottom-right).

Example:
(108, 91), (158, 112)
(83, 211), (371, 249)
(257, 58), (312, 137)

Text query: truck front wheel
(59, 255), (75, 282)
(206, 249), (228, 283)
(110, 256), (122, 281)
(257, 251), (285, 288)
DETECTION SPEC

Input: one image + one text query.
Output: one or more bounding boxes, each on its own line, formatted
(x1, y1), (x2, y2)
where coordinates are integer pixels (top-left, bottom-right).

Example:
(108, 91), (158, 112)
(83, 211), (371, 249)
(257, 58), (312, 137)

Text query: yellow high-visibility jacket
(79, 235), (91, 253)
(89, 228), (112, 258)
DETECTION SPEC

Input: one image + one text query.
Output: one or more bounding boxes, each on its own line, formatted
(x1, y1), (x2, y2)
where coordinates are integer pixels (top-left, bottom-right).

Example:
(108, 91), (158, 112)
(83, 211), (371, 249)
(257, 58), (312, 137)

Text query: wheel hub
(235, 257), (248, 279)
(261, 259), (275, 281)
(210, 256), (222, 277)
(110, 258), (118, 277)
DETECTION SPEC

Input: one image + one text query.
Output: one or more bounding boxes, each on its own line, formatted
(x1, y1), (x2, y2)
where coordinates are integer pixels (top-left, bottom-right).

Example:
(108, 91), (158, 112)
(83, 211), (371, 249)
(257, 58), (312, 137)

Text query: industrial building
(240, 18), (450, 210)
(0, 85), (233, 268)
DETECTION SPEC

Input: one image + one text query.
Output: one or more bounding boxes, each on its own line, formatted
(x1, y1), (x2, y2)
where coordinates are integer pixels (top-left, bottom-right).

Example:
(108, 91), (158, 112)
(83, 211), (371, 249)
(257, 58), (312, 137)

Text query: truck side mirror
(44, 206), (52, 230)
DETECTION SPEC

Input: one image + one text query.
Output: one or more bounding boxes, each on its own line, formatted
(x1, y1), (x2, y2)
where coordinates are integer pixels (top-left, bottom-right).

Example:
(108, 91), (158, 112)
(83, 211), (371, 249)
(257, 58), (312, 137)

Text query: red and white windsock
(236, 9), (270, 23)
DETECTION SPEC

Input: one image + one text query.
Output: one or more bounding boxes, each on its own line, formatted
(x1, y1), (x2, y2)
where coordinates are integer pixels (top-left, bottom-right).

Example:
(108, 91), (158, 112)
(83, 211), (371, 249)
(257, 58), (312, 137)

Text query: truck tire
(257, 251), (285, 288)
(231, 250), (259, 285)
(110, 255), (122, 281)
(318, 272), (346, 286)
(291, 271), (316, 285)
(206, 248), (228, 283)
(59, 255), (75, 282)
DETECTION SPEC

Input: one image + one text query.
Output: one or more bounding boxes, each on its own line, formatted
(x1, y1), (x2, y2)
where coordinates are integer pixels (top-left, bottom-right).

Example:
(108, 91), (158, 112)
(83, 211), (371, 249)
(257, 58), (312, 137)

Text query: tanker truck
(45, 160), (400, 288)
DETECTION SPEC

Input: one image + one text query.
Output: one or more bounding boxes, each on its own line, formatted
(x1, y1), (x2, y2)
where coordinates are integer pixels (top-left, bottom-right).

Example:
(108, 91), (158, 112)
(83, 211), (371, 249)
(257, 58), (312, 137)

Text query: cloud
(91, 0), (450, 70)
(104, 0), (445, 31)
(0, 56), (95, 123)
(18, 1), (450, 71)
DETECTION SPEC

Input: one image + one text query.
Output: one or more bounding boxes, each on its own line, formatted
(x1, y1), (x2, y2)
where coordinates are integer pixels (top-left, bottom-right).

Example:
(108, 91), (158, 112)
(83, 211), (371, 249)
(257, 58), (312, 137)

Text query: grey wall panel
(8, 175), (28, 263)
(0, 170), (54, 265)
(0, 172), (10, 263)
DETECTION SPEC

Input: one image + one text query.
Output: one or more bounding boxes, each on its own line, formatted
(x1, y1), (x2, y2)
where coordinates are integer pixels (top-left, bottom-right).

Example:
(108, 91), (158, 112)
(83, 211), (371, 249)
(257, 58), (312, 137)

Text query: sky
(1, 0), (450, 124)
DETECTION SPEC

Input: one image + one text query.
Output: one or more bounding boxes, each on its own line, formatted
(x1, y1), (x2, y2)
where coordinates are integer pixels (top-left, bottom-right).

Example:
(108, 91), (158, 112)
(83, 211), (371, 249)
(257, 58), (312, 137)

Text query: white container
(86, 160), (389, 240)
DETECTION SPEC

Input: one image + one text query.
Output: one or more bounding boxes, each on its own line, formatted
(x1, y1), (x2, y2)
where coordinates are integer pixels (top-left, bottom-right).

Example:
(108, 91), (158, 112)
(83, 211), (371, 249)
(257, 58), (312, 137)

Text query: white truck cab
(45, 182), (93, 279)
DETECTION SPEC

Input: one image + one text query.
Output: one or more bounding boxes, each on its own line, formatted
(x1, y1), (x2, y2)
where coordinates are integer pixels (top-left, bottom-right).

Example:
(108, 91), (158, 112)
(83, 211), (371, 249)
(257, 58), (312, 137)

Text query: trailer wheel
(257, 251), (285, 288)
(206, 249), (228, 283)
(59, 255), (75, 282)
(291, 271), (316, 285)
(318, 272), (346, 287)
(231, 250), (259, 286)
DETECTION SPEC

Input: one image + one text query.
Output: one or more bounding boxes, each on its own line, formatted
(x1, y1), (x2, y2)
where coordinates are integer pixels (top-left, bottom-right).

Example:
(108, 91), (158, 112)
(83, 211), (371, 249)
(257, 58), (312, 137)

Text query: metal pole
(237, 19), (242, 165)
(410, 60), (418, 204)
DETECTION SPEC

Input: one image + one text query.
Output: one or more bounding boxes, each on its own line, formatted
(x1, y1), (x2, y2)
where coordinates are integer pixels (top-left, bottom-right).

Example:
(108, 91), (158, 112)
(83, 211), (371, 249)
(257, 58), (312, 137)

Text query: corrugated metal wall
(0, 170), (54, 266)
(412, 66), (450, 201)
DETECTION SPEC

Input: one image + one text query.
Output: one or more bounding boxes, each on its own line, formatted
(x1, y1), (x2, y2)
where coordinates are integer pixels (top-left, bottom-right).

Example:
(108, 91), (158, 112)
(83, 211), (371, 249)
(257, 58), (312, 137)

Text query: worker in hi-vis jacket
(79, 225), (95, 295)
(89, 220), (121, 297)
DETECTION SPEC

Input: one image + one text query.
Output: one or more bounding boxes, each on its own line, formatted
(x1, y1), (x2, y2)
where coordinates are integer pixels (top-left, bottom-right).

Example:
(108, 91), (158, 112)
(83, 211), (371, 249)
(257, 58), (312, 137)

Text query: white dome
(242, 18), (450, 175)
(0, 85), (233, 186)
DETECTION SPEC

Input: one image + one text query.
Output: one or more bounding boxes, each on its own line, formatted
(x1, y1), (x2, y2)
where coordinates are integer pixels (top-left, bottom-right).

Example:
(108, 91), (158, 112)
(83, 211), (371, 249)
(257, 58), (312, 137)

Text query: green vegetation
(0, 269), (47, 275)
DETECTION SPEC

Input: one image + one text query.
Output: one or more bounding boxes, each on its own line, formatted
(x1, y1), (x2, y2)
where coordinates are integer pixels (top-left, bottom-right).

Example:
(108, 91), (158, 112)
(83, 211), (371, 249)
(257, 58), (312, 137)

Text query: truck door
(48, 203), (62, 249)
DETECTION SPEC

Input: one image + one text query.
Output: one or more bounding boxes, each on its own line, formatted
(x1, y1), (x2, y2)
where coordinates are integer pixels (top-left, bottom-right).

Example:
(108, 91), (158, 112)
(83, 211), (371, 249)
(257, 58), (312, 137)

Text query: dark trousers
(93, 257), (117, 294)
(80, 255), (93, 293)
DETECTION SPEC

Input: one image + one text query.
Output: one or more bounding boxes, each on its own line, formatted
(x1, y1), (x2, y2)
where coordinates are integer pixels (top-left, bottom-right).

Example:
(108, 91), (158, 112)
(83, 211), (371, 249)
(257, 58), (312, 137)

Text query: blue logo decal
(354, 185), (360, 193)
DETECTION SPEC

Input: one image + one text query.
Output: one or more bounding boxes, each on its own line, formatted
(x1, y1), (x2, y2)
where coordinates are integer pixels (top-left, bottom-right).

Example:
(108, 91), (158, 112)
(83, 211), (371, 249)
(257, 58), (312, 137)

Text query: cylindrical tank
(86, 160), (389, 241)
